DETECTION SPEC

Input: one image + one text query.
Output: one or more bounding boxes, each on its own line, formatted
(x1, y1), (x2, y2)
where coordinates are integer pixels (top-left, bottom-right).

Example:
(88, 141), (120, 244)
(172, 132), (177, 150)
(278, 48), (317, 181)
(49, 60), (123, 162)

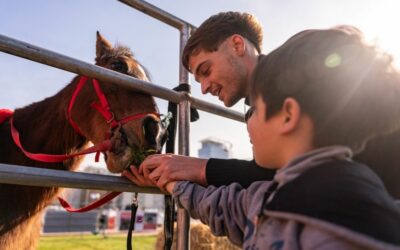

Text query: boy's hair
(182, 11), (263, 72)
(250, 25), (400, 153)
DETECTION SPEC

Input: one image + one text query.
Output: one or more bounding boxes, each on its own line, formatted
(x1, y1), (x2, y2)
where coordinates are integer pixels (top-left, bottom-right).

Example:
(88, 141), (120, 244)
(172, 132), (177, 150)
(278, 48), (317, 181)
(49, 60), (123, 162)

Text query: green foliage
(38, 234), (156, 250)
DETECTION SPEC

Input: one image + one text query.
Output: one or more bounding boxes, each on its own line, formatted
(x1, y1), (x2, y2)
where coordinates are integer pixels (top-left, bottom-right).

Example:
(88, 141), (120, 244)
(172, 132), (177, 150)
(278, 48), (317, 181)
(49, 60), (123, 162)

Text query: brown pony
(0, 32), (165, 250)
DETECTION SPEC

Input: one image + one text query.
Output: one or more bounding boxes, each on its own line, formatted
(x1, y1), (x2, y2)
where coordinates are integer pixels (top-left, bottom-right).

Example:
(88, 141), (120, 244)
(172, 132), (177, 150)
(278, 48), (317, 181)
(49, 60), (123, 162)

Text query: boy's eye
(245, 107), (255, 122)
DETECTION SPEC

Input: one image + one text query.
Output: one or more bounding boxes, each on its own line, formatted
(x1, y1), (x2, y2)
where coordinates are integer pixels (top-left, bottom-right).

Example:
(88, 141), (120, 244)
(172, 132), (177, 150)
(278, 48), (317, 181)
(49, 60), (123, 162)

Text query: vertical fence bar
(176, 23), (191, 250)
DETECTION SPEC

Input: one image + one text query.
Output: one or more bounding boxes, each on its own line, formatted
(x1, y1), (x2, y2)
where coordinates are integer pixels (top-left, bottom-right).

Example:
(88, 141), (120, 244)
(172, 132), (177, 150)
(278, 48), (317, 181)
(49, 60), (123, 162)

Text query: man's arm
(206, 158), (276, 188)
(132, 155), (275, 189)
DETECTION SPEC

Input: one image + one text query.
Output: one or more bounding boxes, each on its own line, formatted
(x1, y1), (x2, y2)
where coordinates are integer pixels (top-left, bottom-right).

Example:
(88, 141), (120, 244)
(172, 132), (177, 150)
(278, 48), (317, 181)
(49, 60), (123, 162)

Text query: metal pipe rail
(0, 163), (162, 194)
(119, 0), (196, 32)
(0, 34), (244, 123)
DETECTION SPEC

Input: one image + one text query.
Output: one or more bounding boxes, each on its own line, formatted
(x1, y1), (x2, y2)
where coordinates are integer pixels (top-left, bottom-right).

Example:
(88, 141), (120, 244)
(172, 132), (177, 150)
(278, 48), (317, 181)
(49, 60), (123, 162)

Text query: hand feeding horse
(0, 32), (166, 250)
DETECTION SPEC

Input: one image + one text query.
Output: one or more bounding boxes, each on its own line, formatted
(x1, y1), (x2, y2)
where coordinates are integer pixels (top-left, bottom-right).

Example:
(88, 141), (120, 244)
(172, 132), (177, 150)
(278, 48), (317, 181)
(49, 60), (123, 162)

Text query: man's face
(188, 41), (248, 107)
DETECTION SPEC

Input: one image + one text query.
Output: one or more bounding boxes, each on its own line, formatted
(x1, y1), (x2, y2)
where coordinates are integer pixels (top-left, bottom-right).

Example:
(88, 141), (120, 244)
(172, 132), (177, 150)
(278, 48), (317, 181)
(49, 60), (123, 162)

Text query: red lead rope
(2, 110), (121, 213)
(10, 117), (113, 162)
(0, 109), (13, 124)
(5, 110), (119, 213)
(58, 191), (121, 212)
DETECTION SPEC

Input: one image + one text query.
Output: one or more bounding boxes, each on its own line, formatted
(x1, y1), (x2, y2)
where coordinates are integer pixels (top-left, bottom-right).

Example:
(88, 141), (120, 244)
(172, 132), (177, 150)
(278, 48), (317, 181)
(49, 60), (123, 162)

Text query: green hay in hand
(130, 149), (158, 167)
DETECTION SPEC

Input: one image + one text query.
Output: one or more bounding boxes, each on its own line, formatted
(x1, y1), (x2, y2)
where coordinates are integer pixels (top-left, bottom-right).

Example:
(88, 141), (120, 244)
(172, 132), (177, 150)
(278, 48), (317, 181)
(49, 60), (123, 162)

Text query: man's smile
(211, 87), (222, 97)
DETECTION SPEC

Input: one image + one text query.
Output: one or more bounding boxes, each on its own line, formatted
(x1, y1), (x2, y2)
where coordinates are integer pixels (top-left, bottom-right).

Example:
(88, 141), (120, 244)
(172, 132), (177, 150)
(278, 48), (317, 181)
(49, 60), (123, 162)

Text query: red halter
(68, 76), (159, 135)
(3, 76), (160, 212)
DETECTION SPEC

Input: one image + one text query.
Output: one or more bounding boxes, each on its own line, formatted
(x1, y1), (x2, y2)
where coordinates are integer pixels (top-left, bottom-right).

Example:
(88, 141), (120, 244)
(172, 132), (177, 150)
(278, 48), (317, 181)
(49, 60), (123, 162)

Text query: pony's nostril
(109, 127), (128, 155)
(142, 116), (160, 148)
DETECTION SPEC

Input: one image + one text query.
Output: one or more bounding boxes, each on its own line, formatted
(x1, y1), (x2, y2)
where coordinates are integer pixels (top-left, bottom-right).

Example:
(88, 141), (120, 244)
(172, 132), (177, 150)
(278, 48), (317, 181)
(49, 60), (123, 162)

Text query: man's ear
(229, 34), (246, 56)
(279, 98), (302, 134)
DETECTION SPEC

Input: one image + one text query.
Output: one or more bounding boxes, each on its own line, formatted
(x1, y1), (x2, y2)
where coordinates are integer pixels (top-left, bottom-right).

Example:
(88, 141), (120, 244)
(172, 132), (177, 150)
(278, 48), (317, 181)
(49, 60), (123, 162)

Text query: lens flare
(325, 53), (342, 68)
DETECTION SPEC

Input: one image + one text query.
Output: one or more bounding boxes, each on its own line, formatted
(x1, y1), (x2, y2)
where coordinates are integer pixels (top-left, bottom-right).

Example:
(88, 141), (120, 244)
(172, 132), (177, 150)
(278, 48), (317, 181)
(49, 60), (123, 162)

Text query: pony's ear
(96, 31), (113, 62)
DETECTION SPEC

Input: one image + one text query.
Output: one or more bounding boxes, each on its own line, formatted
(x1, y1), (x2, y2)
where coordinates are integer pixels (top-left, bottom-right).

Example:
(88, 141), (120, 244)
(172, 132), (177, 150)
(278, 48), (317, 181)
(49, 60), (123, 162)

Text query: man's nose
(200, 79), (211, 94)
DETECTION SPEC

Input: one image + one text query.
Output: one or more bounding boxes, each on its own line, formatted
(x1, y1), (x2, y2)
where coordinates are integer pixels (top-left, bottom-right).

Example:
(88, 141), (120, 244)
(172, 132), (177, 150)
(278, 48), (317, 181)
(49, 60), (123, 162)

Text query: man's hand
(122, 165), (156, 187)
(139, 154), (208, 189)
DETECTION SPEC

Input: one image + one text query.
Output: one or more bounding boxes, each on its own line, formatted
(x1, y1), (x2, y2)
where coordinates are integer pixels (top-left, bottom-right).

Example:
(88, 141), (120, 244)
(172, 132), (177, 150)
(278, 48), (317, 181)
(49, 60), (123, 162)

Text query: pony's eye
(110, 61), (128, 73)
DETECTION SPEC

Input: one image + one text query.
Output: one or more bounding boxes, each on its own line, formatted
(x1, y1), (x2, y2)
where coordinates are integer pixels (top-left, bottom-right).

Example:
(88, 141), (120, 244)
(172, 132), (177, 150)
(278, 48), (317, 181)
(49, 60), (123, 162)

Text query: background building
(198, 137), (233, 159)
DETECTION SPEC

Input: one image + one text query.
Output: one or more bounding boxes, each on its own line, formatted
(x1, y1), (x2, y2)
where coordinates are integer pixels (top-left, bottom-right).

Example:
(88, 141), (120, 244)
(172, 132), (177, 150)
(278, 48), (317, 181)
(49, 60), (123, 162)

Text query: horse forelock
(101, 44), (134, 60)
(98, 44), (150, 81)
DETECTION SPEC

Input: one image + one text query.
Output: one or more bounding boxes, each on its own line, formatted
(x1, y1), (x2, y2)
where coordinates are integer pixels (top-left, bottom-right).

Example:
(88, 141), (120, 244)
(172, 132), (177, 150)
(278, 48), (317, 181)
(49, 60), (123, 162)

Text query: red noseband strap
(69, 76), (160, 132)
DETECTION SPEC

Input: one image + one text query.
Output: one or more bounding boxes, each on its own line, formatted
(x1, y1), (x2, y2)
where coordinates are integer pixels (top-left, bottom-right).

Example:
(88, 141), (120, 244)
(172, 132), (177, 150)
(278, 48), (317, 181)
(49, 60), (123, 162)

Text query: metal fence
(0, 1), (245, 249)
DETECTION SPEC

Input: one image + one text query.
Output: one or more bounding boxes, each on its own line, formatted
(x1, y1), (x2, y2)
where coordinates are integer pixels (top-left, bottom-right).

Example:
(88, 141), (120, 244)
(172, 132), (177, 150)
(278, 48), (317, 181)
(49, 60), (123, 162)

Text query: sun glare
(360, 1), (400, 68)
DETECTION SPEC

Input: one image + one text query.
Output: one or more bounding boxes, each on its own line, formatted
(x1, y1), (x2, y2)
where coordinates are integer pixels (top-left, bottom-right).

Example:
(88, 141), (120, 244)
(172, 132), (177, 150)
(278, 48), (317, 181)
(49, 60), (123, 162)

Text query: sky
(1, 0), (400, 166)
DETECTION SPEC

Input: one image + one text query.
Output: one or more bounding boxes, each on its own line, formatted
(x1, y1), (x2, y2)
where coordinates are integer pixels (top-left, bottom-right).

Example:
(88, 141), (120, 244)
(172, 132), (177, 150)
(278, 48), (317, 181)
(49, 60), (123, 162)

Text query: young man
(161, 26), (400, 249)
(125, 11), (276, 189)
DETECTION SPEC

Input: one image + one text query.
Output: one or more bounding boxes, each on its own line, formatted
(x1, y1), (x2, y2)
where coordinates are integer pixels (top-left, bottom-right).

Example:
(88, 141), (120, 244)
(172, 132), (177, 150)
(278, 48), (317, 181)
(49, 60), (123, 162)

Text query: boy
(164, 26), (400, 249)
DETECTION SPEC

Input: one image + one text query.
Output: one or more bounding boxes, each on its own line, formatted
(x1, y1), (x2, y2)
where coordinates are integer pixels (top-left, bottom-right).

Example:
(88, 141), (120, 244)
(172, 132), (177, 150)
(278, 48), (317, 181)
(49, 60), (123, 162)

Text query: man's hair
(250, 25), (400, 153)
(182, 11), (263, 72)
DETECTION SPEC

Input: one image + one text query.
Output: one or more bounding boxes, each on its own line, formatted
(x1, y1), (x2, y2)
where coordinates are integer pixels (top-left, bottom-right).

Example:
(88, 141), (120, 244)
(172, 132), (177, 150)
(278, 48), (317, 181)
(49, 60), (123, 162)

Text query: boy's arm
(206, 158), (276, 187)
(169, 181), (264, 246)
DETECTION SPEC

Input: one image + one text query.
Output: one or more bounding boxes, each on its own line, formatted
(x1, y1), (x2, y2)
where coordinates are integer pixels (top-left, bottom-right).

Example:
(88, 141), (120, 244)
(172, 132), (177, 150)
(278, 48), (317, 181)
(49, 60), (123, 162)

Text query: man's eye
(201, 68), (210, 76)
(245, 107), (255, 122)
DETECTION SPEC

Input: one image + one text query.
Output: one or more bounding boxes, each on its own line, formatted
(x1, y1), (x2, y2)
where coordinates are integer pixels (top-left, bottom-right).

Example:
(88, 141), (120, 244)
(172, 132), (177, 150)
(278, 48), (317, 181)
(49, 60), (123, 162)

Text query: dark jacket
(174, 147), (400, 249)
(206, 158), (275, 187)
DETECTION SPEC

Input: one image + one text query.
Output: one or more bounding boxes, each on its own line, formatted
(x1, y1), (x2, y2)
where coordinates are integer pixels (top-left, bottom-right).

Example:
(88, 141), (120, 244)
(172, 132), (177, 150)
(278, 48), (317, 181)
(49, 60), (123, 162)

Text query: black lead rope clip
(127, 193), (138, 250)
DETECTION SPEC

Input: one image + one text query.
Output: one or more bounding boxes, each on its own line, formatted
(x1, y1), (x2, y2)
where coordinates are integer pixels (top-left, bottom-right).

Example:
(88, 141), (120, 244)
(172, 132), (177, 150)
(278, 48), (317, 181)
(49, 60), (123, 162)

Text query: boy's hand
(139, 154), (208, 187)
(122, 166), (175, 195)
(122, 165), (156, 187)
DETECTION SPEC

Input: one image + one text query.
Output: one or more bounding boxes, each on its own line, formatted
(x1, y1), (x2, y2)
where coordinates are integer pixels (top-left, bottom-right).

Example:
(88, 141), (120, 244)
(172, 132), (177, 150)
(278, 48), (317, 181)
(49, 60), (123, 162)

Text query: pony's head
(71, 32), (166, 173)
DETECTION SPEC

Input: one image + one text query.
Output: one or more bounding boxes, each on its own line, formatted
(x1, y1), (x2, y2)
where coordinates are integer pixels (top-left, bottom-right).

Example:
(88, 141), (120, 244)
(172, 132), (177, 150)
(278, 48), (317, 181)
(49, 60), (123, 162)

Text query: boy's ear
(279, 98), (302, 134)
(229, 34), (246, 56)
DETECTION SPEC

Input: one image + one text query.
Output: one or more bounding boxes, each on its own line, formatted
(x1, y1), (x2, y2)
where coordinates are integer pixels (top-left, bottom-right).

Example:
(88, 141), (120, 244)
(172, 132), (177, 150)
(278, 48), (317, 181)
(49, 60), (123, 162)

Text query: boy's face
(188, 39), (248, 107)
(247, 96), (281, 168)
